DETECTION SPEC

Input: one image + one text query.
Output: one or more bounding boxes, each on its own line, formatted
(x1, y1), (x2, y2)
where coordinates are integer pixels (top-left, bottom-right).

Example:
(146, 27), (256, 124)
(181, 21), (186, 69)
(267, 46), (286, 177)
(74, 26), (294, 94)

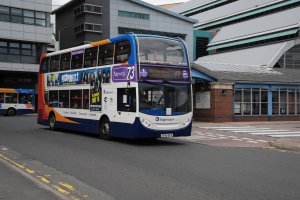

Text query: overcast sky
(52, 0), (189, 8)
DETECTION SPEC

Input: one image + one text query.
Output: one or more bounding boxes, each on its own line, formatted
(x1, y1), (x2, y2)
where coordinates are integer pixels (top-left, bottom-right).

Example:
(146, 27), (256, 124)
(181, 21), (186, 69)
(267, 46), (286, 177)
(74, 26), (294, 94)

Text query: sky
(53, 0), (189, 8)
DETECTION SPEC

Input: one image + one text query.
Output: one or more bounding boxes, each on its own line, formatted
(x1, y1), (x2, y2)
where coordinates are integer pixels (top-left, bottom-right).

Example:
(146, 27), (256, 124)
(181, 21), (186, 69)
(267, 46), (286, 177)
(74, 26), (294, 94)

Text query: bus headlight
(182, 118), (191, 126)
(141, 118), (152, 128)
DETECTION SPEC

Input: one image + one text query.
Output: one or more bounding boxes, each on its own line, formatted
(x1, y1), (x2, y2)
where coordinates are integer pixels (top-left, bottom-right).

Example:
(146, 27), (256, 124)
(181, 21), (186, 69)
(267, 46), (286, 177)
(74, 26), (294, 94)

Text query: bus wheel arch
(99, 115), (111, 139)
(49, 111), (57, 131)
(7, 108), (16, 116)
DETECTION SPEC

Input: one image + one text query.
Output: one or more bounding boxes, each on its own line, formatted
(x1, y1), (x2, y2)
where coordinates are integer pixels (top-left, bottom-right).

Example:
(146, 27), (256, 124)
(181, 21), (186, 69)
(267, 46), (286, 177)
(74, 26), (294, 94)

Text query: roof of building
(52, 0), (197, 23)
(170, 0), (218, 13)
(210, 7), (300, 45)
(160, 3), (184, 10)
(192, 62), (300, 84)
(188, 0), (277, 27)
(196, 41), (295, 68)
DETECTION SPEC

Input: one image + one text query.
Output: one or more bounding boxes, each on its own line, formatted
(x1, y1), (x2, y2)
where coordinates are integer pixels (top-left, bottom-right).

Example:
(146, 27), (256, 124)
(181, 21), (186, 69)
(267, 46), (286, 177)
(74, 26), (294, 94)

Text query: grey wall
(110, 0), (194, 61)
(55, 0), (110, 49)
(0, 0), (52, 72)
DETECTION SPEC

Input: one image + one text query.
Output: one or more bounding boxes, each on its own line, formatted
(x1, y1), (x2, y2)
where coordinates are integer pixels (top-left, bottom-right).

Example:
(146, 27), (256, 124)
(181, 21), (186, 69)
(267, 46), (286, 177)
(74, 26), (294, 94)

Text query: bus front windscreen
(139, 83), (192, 116)
(138, 37), (187, 66)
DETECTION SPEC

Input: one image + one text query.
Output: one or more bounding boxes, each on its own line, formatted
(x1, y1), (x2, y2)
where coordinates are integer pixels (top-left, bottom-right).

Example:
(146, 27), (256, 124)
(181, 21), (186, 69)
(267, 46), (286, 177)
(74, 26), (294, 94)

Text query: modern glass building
(170, 0), (300, 122)
(0, 0), (52, 101)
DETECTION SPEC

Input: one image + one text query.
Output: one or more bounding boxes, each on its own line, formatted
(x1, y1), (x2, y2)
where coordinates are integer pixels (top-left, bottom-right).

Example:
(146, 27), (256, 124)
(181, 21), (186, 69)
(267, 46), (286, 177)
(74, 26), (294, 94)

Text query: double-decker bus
(0, 88), (35, 116)
(38, 34), (192, 139)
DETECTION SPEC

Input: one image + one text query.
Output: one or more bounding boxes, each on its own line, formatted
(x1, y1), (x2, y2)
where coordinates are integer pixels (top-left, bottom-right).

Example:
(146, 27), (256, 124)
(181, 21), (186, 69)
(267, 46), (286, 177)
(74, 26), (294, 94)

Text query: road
(0, 115), (300, 200)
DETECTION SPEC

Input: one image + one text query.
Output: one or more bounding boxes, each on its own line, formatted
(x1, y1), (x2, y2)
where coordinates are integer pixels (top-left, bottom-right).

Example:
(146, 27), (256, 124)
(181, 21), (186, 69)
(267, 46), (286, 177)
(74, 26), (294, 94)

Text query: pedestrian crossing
(177, 131), (269, 144)
(199, 126), (300, 138)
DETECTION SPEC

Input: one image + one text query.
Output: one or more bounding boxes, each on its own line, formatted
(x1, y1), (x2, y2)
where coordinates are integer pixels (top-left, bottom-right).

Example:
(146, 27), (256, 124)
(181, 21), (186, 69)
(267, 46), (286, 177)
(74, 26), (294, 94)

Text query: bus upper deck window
(115, 40), (131, 64)
(71, 50), (84, 70)
(98, 43), (114, 66)
(50, 55), (60, 72)
(84, 47), (98, 68)
(60, 53), (71, 71)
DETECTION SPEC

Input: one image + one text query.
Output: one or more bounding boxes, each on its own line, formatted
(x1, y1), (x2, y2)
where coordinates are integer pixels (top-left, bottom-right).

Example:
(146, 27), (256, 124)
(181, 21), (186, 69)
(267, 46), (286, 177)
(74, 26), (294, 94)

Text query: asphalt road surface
(0, 115), (300, 200)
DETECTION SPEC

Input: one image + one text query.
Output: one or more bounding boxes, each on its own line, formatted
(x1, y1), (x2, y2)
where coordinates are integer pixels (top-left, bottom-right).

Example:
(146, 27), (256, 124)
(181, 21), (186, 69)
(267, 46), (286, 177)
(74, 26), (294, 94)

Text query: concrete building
(52, 0), (196, 61)
(170, 0), (300, 122)
(0, 0), (52, 93)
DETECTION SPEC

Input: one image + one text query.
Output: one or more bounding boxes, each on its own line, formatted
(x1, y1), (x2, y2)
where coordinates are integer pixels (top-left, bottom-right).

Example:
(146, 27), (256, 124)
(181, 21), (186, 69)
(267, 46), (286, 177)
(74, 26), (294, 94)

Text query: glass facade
(118, 10), (150, 20)
(272, 88), (300, 115)
(277, 45), (300, 69)
(234, 88), (269, 116)
(235, 87), (300, 116)
(0, 5), (50, 27)
(0, 40), (36, 64)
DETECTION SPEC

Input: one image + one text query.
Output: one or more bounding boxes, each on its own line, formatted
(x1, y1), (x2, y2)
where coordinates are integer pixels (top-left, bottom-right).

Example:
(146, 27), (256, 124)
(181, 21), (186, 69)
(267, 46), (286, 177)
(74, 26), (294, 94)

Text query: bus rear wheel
(7, 108), (16, 116)
(100, 118), (111, 140)
(49, 114), (57, 131)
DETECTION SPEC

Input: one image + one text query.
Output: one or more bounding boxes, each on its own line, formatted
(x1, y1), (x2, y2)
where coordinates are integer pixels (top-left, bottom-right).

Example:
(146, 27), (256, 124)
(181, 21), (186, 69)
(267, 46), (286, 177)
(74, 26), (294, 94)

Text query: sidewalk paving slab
(0, 159), (62, 200)
(269, 138), (300, 153)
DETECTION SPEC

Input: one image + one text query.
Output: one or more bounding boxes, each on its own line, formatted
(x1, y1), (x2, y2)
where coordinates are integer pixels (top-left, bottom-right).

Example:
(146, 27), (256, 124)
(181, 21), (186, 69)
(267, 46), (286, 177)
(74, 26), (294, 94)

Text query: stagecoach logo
(155, 117), (175, 122)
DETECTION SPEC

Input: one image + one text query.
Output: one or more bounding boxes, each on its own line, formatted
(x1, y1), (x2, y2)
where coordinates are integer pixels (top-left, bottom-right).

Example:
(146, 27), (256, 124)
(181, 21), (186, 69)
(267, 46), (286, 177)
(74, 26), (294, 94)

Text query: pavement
(192, 120), (300, 152)
(0, 157), (62, 200)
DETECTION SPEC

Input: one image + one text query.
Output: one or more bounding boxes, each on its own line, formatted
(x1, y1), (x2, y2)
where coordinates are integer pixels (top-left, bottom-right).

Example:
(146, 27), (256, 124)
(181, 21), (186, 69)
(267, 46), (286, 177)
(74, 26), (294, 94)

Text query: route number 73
(126, 66), (135, 80)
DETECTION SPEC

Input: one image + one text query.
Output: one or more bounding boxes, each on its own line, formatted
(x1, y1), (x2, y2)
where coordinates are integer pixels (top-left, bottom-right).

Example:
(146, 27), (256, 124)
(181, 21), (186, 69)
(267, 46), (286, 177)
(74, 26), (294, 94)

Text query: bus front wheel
(100, 117), (111, 140)
(7, 108), (16, 116)
(49, 114), (57, 131)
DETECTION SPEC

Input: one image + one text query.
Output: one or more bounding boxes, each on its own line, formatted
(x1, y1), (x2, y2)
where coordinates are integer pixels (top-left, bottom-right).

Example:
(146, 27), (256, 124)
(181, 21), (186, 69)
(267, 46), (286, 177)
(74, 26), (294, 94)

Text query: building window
(74, 23), (102, 34)
(74, 24), (84, 34)
(118, 10), (149, 20)
(234, 88), (269, 116)
(277, 45), (300, 69)
(0, 6), (10, 22)
(272, 88), (300, 115)
(84, 23), (102, 33)
(23, 10), (35, 25)
(195, 37), (209, 59)
(0, 6), (50, 27)
(74, 4), (103, 16)
(11, 8), (22, 23)
(35, 11), (46, 26)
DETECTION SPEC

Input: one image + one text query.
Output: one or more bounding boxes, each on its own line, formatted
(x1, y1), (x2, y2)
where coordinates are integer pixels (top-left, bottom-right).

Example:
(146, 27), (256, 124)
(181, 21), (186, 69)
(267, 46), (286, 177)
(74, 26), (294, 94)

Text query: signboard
(47, 67), (111, 87)
(112, 65), (136, 82)
(139, 67), (190, 80)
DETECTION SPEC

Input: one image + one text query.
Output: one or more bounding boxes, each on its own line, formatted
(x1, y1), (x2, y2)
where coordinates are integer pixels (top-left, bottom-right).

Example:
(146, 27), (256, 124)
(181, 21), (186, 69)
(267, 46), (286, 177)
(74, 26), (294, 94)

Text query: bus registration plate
(161, 133), (173, 138)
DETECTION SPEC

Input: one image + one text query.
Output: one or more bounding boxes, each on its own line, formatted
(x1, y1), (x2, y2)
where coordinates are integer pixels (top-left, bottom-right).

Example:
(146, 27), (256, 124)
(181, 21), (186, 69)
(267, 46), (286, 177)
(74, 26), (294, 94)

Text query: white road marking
(247, 141), (259, 144)
(269, 134), (300, 138)
(215, 128), (270, 131)
(256, 140), (269, 143)
(249, 131), (300, 135)
(232, 130), (288, 133)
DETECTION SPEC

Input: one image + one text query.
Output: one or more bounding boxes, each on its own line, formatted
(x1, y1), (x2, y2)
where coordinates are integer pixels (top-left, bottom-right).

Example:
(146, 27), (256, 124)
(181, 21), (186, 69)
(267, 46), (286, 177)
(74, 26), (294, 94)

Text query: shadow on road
(41, 127), (185, 147)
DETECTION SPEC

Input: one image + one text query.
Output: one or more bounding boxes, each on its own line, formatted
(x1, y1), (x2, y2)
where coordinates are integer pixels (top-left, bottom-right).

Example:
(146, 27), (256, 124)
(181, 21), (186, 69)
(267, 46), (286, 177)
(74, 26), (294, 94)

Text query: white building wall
(110, 0), (194, 61)
(0, 0), (52, 72)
